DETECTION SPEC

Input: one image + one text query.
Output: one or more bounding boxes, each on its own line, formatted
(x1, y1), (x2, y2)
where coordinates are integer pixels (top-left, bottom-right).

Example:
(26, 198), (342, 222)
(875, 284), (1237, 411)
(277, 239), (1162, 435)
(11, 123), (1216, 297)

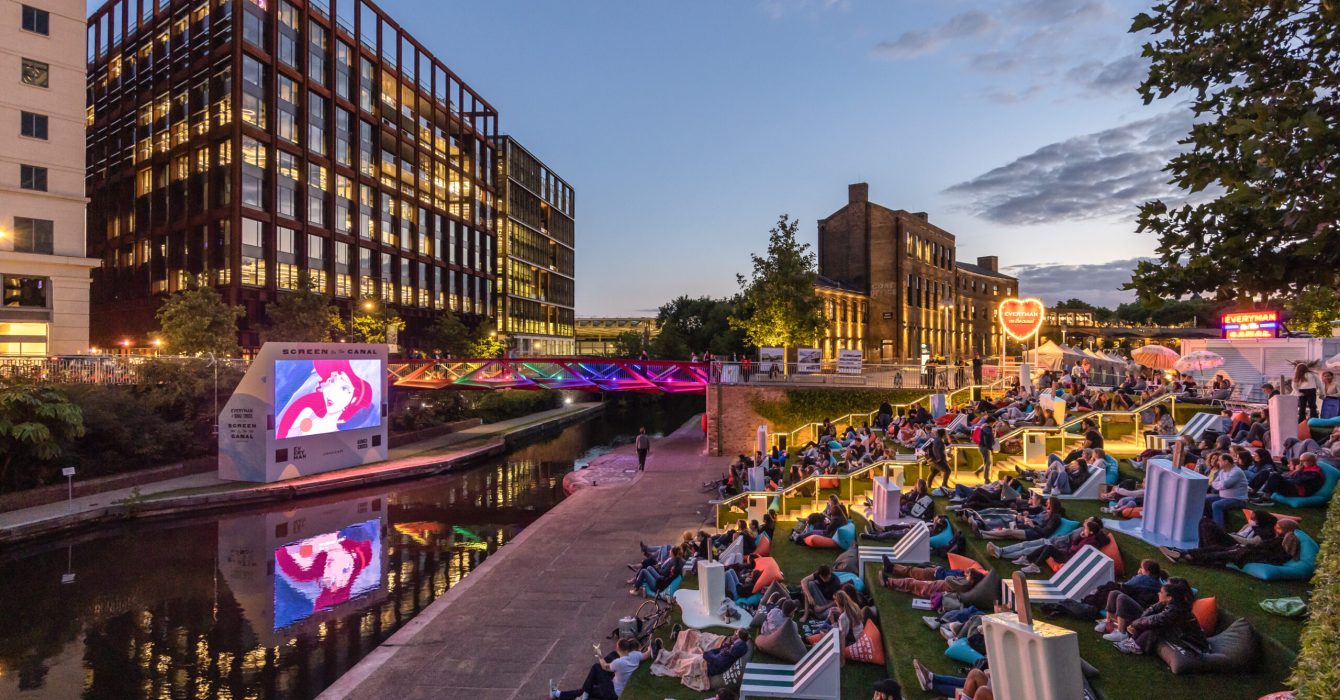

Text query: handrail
(990, 392), (1180, 447)
(713, 457), (918, 528)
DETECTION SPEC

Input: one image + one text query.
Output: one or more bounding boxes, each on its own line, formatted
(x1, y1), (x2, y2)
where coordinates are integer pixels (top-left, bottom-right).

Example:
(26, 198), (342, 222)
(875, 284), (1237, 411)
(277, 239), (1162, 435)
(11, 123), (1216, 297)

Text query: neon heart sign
(998, 298), (1045, 341)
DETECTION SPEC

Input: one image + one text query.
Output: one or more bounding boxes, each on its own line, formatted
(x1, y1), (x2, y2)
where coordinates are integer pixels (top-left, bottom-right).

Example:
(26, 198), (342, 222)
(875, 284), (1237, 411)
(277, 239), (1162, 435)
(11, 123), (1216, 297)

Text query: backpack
(909, 495), (934, 520)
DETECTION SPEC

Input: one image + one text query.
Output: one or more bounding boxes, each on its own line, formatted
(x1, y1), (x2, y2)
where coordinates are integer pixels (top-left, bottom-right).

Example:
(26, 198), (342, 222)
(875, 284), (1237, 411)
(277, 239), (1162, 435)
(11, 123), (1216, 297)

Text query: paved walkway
(0, 404), (601, 543)
(319, 416), (720, 700)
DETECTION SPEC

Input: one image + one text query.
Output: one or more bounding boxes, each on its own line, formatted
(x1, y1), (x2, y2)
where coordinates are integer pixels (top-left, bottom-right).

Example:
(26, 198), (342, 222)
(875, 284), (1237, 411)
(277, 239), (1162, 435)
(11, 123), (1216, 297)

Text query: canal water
(0, 396), (701, 700)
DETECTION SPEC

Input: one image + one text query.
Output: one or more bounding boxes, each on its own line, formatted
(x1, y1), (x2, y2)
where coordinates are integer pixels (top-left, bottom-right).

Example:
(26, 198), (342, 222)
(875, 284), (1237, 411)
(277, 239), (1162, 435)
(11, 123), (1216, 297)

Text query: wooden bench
(1001, 544), (1114, 608)
(857, 520), (931, 569)
(740, 628), (842, 699)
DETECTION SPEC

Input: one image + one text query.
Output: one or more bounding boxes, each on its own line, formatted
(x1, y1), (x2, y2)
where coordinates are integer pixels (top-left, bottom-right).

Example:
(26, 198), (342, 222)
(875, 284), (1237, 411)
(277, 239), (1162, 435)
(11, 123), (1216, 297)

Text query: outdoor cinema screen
(274, 358), (382, 440)
(273, 519), (382, 630)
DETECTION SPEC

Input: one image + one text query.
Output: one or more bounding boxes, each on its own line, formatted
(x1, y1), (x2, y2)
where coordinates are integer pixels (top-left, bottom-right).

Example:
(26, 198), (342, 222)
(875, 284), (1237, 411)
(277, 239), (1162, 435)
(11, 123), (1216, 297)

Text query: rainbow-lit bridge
(387, 358), (709, 394)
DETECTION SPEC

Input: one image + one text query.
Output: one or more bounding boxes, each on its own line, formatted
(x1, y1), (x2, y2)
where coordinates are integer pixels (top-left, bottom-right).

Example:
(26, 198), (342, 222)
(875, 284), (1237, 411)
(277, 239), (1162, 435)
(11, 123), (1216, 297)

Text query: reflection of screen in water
(274, 359), (382, 439)
(273, 519), (381, 630)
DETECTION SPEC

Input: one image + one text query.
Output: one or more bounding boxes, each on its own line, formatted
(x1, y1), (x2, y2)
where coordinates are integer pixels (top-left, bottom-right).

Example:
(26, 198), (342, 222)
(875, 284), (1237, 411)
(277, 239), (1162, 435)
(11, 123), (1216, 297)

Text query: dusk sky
(89, 0), (1190, 313)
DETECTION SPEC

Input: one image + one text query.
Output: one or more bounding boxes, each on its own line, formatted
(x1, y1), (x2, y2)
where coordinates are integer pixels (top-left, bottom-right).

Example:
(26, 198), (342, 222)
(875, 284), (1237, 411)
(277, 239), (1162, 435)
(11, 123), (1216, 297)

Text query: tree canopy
(349, 295), (405, 345)
(1285, 286), (1340, 336)
(260, 272), (345, 343)
(730, 215), (826, 350)
(1127, 1), (1340, 301)
(0, 380), (85, 492)
(156, 282), (243, 356)
(655, 295), (750, 358)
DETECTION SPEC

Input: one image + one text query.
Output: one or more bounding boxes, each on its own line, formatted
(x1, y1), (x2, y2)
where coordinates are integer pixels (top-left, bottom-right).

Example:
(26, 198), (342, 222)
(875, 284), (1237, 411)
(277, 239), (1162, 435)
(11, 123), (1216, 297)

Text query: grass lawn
(622, 457), (1322, 699)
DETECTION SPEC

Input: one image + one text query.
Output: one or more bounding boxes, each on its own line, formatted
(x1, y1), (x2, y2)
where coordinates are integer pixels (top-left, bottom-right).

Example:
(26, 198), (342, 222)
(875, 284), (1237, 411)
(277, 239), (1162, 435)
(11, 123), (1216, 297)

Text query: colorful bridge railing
(387, 358), (709, 393)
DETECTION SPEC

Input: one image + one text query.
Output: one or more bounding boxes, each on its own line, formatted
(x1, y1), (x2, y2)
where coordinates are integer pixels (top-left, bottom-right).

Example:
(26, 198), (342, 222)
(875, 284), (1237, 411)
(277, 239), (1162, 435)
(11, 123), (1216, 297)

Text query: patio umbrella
(1132, 344), (1180, 370)
(1174, 350), (1225, 374)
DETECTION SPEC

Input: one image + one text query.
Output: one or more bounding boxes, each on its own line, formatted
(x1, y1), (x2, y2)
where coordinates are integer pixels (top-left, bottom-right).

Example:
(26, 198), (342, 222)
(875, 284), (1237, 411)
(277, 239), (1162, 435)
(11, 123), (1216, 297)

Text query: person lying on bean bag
(1159, 513), (1298, 568)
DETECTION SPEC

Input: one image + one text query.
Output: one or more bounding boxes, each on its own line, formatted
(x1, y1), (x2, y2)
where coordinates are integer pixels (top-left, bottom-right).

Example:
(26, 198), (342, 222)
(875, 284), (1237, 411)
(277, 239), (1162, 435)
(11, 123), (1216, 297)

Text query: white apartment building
(0, 0), (96, 355)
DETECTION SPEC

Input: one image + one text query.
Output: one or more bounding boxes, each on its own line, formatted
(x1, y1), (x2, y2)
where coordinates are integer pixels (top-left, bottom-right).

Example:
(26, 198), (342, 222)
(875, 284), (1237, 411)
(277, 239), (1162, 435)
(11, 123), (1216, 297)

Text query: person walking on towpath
(636, 427), (652, 471)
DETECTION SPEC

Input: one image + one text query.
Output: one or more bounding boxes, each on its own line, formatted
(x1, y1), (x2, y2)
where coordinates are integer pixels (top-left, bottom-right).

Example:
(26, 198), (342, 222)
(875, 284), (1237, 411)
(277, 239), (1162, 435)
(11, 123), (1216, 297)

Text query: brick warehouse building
(84, 0), (513, 350)
(816, 183), (1017, 362)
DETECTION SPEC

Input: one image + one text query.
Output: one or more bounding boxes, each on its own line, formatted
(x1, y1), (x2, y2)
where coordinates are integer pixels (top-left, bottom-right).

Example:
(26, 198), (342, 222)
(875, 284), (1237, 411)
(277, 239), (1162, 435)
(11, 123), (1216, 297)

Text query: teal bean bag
(945, 637), (984, 665)
(929, 521), (954, 550)
(1231, 531), (1319, 581)
(645, 574), (683, 598)
(828, 440), (843, 451)
(1271, 462), (1339, 508)
(735, 592), (763, 607)
(1103, 455), (1120, 485)
(834, 570), (866, 592)
(1053, 517), (1081, 538)
(834, 521), (857, 550)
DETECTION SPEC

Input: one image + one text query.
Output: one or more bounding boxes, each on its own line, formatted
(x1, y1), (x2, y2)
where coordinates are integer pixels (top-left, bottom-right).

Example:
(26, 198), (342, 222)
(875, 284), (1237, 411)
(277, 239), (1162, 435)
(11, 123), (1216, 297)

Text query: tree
(424, 311), (473, 357)
(730, 215), (826, 352)
(260, 272), (345, 343)
(349, 295), (405, 344)
(0, 380), (85, 492)
(467, 331), (505, 358)
(649, 322), (690, 359)
(1286, 286), (1340, 336)
(1127, 2), (1340, 301)
(613, 331), (648, 358)
(657, 295), (750, 357)
(156, 282), (242, 356)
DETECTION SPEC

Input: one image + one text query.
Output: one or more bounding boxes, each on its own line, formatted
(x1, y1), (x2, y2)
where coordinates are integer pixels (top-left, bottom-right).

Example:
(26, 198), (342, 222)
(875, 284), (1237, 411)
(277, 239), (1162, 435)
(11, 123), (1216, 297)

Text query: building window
(276, 226), (298, 289)
(334, 174), (352, 234)
(240, 217), (266, 286)
(335, 41), (353, 101)
(19, 111), (47, 139)
(277, 75), (299, 143)
(3, 276), (48, 307)
(21, 58), (48, 87)
(307, 234), (327, 290)
(277, 1), (299, 68)
(240, 136), (266, 209)
(21, 5), (49, 35)
(307, 92), (326, 156)
(307, 163), (327, 226)
(241, 55), (267, 128)
(19, 164), (47, 191)
(276, 150), (298, 218)
(241, 6), (265, 50)
(308, 21), (327, 85)
(359, 58), (373, 112)
(11, 217), (53, 254)
(334, 108), (351, 166)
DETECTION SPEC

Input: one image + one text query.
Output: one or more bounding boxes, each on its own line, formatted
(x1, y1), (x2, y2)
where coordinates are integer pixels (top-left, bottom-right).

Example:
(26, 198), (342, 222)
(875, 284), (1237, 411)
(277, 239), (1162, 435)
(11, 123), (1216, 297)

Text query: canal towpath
(0, 402), (603, 546)
(317, 415), (721, 700)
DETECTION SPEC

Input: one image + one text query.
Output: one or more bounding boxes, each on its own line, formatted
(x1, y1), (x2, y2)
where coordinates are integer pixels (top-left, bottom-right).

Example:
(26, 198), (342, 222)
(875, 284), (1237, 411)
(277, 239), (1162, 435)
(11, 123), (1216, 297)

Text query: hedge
(1289, 492), (1340, 698)
(750, 388), (936, 431)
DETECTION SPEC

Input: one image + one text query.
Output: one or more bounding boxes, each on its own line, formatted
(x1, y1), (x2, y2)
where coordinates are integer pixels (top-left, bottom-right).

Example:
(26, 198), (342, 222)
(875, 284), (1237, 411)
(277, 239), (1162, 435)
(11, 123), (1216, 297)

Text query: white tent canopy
(1027, 340), (1069, 371)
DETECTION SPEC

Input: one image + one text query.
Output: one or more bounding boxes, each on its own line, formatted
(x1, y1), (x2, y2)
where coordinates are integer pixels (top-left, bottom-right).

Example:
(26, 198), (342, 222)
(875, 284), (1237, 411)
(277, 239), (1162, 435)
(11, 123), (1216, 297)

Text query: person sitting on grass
(998, 517), (1110, 575)
(636, 530), (695, 566)
(911, 660), (994, 699)
(799, 564), (842, 621)
(1110, 578), (1207, 656)
(550, 636), (655, 700)
(627, 544), (684, 598)
(1094, 559), (1168, 639)
(1160, 512), (1298, 568)
(978, 496), (1066, 541)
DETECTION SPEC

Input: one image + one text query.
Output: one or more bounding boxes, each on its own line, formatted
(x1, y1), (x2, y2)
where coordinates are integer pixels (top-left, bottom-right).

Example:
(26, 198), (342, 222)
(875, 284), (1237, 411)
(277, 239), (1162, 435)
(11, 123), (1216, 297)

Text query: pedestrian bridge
(388, 358), (709, 394)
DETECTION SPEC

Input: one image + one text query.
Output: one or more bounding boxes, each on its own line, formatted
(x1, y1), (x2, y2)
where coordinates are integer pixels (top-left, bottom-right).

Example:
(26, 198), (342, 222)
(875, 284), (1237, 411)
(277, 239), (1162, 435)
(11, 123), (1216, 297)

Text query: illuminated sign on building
(1221, 310), (1280, 339)
(998, 298), (1046, 341)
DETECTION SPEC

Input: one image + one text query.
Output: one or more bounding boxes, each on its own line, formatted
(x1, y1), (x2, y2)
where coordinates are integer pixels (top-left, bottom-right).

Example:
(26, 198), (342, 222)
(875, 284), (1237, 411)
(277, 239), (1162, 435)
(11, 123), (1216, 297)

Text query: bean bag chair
(755, 533), (772, 557)
(756, 619), (807, 664)
(752, 556), (784, 593)
(735, 592), (763, 607)
(929, 521), (954, 550)
(804, 534), (839, 549)
(1156, 618), (1257, 675)
(1103, 455), (1121, 485)
(1271, 462), (1340, 508)
(1053, 517), (1081, 538)
(947, 553), (987, 574)
(944, 570), (1001, 612)
(945, 637), (984, 665)
(1192, 597), (1217, 635)
(817, 476), (840, 489)
(1239, 508), (1300, 524)
(827, 440), (843, 451)
(833, 547), (861, 574)
(834, 570), (865, 592)
(1230, 530), (1320, 581)
(843, 619), (886, 665)
(642, 575), (682, 598)
(834, 521), (857, 550)
(709, 645), (753, 690)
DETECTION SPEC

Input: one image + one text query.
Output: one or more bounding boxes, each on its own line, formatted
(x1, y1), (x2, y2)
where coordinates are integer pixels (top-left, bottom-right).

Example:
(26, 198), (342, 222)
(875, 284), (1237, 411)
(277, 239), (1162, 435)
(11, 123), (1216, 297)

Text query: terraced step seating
(1145, 411), (1223, 451)
(857, 520), (932, 569)
(1032, 464), (1105, 500)
(1000, 544), (1115, 608)
(739, 628), (842, 699)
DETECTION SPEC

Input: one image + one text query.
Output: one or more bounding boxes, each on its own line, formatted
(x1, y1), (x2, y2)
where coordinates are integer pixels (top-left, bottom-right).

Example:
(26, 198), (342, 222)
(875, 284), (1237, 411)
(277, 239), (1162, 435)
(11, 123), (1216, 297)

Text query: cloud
(943, 110), (1197, 225)
(1011, 0), (1109, 25)
(874, 10), (996, 60)
(758, 0), (848, 19)
(1068, 54), (1148, 94)
(1003, 258), (1147, 308)
(983, 85), (1043, 104)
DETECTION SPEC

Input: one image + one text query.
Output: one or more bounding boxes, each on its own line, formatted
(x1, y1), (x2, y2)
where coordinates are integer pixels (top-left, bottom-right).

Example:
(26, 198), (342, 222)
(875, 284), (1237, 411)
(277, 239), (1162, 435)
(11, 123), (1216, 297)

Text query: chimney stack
(848, 183), (869, 204)
(977, 256), (999, 273)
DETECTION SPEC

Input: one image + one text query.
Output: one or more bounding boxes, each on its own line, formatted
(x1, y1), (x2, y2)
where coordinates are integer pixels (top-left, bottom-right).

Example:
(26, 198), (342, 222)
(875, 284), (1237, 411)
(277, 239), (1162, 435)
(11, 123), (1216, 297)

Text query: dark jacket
(1129, 600), (1207, 653)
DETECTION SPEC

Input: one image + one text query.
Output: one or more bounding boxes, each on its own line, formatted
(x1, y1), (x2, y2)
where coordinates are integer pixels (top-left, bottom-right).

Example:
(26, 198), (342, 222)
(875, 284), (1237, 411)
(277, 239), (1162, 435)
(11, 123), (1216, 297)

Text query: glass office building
(85, 0), (500, 350)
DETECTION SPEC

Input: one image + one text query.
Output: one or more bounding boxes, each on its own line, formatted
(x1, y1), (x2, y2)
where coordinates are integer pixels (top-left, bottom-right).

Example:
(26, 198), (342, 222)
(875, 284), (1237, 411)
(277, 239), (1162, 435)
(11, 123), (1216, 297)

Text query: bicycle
(609, 596), (673, 646)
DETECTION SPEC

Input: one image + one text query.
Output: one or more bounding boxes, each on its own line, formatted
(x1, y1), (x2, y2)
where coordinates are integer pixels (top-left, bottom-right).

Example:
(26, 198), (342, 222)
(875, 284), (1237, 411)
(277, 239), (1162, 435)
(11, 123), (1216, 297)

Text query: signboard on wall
(998, 298), (1046, 341)
(796, 348), (821, 373)
(837, 349), (863, 375)
(219, 343), (389, 483)
(759, 347), (784, 373)
(1221, 310), (1280, 339)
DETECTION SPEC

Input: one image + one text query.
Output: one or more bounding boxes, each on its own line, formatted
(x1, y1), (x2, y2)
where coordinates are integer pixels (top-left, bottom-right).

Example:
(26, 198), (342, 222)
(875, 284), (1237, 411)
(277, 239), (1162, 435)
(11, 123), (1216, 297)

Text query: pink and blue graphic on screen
(274, 359), (381, 440)
(273, 519), (382, 630)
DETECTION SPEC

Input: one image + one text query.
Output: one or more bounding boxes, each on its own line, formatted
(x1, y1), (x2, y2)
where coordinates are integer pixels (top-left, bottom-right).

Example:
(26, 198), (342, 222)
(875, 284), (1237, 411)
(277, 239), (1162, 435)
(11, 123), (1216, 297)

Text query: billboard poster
(275, 359), (382, 439)
(759, 347), (784, 373)
(797, 348), (821, 373)
(837, 349), (863, 375)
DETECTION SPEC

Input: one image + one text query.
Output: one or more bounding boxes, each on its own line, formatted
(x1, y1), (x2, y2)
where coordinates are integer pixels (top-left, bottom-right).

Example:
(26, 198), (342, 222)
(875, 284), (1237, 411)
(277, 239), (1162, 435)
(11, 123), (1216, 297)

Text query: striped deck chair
(1000, 544), (1114, 608)
(740, 628), (841, 699)
(1145, 411), (1223, 451)
(857, 520), (931, 569)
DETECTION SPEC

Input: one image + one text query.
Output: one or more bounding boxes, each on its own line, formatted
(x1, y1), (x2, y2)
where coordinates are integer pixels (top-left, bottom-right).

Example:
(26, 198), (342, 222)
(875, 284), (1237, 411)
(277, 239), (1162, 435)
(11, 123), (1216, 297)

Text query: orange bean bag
(817, 477), (839, 489)
(804, 534), (839, 549)
(1192, 597), (1217, 635)
(948, 553), (987, 574)
(752, 556), (784, 594)
(1239, 508), (1301, 524)
(843, 619), (886, 665)
(755, 533), (772, 557)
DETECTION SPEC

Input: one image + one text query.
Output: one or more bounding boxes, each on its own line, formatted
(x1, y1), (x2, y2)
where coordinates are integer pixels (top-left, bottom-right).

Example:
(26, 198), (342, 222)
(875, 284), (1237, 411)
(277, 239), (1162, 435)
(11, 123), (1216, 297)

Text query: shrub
(1289, 493), (1340, 698)
(751, 388), (934, 431)
(470, 391), (561, 423)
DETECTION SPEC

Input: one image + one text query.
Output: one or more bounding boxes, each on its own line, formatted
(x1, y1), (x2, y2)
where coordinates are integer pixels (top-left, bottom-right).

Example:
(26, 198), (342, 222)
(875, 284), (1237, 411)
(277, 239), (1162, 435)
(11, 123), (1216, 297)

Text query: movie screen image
(273, 519), (382, 630)
(274, 359), (382, 439)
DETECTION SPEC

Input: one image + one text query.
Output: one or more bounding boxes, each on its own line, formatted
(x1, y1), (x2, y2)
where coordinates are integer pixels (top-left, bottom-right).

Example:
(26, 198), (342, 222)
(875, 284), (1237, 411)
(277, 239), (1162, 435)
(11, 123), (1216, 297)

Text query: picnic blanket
(650, 628), (728, 691)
